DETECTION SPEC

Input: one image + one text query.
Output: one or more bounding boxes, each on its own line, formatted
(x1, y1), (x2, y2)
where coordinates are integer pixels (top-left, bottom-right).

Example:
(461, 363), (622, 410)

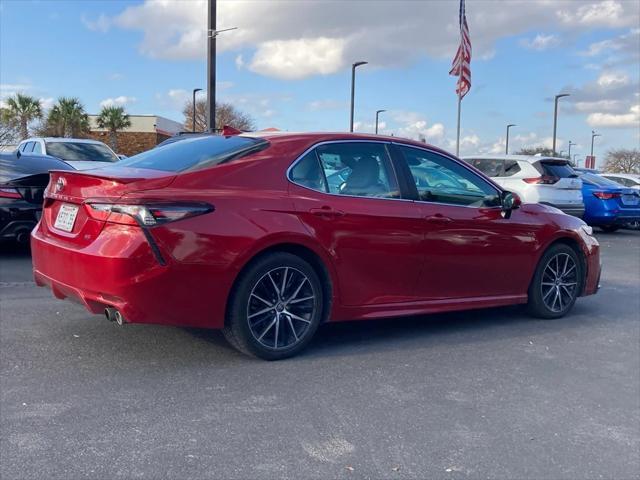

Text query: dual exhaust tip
(104, 307), (126, 326)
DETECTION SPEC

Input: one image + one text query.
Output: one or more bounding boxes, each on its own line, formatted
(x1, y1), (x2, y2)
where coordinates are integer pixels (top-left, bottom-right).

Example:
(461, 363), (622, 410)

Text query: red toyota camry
(31, 132), (600, 359)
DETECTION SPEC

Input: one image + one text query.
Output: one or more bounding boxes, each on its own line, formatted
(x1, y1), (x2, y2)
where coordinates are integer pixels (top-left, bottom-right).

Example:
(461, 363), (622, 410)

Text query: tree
(516, 146), (562, 157)
(96, 106), (131, 151)
(45, 97), (90, 138)
(603, 149), (640, 174)
(0, 108), (20, 147)
(182, 99), (255, 132)
(3, 93), (42, 140)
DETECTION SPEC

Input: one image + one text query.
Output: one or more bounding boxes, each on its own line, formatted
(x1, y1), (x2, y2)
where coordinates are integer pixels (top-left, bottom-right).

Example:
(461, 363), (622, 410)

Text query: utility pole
(192, 88), (202, 132)
(552, 93), (570, 156)
(375, 109), (386, 134)
(505, 124), (516, 155)
(591, 130), (601, 157)
(206, 0), (216, 132)
(350, 61), (368, 132)
(568, 140), (575, 159)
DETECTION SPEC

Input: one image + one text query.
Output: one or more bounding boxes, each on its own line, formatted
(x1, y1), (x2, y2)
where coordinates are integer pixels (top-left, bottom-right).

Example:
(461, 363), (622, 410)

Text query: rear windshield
(118, 135), (269, 172)
(46, 142), (118, 162)
(539, 161), (577, 178)
(581, 172), (622, 187)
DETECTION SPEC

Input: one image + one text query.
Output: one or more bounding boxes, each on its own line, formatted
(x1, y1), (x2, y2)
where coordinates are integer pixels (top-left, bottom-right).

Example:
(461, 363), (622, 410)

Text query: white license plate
(54, 204), (79, 232)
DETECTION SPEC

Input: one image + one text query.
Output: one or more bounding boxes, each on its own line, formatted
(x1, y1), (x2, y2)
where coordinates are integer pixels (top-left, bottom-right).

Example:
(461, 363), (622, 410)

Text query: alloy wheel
(246, 267), (317, 350)
(540, 253), (578, 313)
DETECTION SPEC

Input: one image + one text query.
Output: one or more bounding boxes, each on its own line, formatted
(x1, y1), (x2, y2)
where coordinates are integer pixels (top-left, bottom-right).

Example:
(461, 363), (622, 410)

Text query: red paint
(31, 132), (600, 329)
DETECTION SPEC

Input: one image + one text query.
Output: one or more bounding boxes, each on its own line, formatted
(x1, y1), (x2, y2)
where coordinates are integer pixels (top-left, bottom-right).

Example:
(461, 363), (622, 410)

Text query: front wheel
(527, 244), (582, 319)
(223, 252), (324, 360)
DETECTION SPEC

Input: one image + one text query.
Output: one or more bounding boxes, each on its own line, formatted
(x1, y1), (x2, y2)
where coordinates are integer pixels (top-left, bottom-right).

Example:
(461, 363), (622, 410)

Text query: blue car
(579, 172), (640, 232)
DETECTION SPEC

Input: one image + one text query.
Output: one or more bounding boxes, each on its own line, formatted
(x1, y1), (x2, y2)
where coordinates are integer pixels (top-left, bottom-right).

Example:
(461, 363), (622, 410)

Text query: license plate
(622, 195), (639, 206)
(54, 204), (79, 232)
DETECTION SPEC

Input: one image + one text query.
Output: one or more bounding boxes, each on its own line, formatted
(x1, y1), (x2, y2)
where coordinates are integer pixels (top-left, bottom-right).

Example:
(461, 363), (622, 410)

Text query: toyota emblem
(55, 177), (66, 193)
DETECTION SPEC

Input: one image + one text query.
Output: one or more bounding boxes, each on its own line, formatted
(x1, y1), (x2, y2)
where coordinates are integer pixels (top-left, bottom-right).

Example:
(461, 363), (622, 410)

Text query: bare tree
(0, 109), (20, 147)
(603, 149), (640, 174)
(515, 146), (567, 158)
(183, 99), (255, 132)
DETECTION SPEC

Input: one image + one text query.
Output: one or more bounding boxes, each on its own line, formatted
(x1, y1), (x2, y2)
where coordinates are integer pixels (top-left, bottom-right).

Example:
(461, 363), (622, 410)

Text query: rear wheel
(527, 244), (582, 319)
(600, 225), (620, 233)
(223, 252), (324, 360)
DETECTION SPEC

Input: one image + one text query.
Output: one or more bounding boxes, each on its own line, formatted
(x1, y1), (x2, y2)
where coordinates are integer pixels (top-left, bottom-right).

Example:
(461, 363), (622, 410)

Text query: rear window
(46, 142), (118, 162)
(538, 161), (577, 178)
(469, 159), (503, 177)
(580, 173), (622, 187)
(118, 135), (269, 172)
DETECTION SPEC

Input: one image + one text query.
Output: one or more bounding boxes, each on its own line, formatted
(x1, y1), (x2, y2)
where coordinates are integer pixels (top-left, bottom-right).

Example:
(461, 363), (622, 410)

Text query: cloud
(520, 34), (560, 51)
(587, 104), (640, 128)
(597, 71), (630, 88)
(103, 0), (640, 79)
(99, 96), (137, 108)
(81, 13), (111, 33)
(39, 97), (55, 110)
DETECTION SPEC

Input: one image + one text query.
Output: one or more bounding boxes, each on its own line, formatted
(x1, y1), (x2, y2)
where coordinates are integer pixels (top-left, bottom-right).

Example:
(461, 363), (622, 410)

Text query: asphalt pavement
(1, 231), (639, 479)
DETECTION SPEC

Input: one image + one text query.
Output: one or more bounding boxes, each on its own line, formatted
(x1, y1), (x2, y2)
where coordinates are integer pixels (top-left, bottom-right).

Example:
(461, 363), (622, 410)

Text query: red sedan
(31, 132), (600, 359)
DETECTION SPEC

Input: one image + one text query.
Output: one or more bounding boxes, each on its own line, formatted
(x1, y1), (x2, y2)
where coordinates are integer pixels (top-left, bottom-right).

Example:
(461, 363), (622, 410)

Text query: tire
(527, 244), (583, 319)
(222, 252), (324, 360)
(600, 225), (620, 233)
(625, 220), (640, 230)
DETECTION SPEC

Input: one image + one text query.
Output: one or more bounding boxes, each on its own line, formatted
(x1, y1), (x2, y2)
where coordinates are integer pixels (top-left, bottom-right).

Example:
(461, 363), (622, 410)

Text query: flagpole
(455, 93), (462, 156)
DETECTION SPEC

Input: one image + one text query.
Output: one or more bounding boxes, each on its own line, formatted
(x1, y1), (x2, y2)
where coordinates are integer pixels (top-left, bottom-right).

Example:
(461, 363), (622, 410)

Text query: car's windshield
(118, 135), (269, 172)
(581, 172), (624, 187)
(46, 142), (119, 162)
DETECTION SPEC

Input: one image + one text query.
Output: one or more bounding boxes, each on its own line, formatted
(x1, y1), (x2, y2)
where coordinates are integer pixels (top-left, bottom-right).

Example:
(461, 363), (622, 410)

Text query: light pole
(590, 130), (601, 157)
(568, 140), (575, 159)
(350, 61), (368, 132)
(573, 153), (579, 167)
(552, 93), (570, 156)
(192, 88), (203, 132)
(375, 109), (386, 134)
(505, 124), (516, 155)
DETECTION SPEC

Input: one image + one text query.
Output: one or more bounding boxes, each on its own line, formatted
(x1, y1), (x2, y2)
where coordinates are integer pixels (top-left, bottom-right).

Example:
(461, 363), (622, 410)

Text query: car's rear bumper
(31, 223), (232, 328)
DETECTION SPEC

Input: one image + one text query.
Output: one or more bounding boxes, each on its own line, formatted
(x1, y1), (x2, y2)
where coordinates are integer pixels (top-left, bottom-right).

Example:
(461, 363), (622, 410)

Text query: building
(87, 114), (183, 156)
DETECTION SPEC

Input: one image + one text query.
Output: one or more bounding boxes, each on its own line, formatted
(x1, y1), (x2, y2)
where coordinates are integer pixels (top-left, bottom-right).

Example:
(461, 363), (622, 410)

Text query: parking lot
(1, 230), (638, 479)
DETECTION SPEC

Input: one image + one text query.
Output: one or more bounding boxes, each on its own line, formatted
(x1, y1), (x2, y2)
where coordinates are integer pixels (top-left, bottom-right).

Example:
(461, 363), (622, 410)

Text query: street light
(192, 88), (203, 132)
(573, 153), (579, 167)
(568, 140), (575, 159)
(375, 109), (386, 134)
(349, 61), (368, 132)
(505, 124), (516, 154)
(591, 130), (601, 157)
(552, 93), (570, 156)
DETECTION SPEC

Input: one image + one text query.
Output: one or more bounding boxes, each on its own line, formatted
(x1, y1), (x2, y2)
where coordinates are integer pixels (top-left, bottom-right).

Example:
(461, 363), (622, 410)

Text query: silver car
(16, 137), (120, 170)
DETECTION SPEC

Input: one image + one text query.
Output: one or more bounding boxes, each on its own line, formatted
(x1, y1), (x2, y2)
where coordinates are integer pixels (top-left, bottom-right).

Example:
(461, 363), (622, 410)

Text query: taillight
(0, 187), (22, 199)
(86, 202), (213, 227)
(593, 191), (621, 200)
(523, 175), (560, 185)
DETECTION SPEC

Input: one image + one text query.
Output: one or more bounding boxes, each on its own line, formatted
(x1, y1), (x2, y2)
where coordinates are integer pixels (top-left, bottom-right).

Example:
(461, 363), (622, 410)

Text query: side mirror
(16, 150), (21, 159)
(501, 191), (521, 218)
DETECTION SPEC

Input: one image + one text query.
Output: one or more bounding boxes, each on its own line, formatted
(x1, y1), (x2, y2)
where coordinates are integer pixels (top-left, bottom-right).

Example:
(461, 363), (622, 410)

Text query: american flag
(449, 0), (472, 98)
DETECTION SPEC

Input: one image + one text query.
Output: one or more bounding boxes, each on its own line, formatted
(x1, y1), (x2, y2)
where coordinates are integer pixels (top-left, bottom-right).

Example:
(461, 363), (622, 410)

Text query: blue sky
(1, 0), (638, 166)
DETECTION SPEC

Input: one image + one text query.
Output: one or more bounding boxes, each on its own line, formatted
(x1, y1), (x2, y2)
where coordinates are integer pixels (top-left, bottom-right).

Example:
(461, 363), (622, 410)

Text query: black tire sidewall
(227, 252), (324, 360)
(528, 244), (582, 319)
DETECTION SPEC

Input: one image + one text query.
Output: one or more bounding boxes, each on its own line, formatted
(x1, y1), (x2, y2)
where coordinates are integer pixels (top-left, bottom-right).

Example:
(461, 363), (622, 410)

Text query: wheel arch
(531, 234), (588, 296)
(225, 240), (335, 326)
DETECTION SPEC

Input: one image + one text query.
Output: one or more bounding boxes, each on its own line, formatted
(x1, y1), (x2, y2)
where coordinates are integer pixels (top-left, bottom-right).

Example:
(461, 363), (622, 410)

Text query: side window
(24, 142), (35, 153)
(315, 142), (399, 198)
(31, 142), (42, 154)
(18, 143), (27, 152)
(471, 159), (503, 177)
(399, 146), (500, 207)
(503, 160), (521, 177)
(289, 150), (327, 192)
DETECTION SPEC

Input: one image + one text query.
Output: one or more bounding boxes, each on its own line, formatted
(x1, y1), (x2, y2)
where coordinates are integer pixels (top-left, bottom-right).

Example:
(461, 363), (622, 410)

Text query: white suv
(16, 137), (119, 170)
(463, 155), (584, 218)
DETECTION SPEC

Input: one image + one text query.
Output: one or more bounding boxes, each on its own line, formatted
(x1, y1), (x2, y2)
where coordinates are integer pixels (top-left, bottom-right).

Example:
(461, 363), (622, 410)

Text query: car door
(394, 144), (542, 300)
(288, 141), (425, 306)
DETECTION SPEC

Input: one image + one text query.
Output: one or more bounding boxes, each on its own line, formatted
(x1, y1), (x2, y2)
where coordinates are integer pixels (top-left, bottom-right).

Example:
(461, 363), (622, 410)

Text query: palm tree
(4, 94), (42, 140)
(47, 97), (90, 137)
(96, 106), (131, 151)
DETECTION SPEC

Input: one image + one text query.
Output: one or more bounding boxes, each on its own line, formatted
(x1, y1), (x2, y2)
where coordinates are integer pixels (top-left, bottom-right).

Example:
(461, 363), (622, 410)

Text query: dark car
(0, 151), (73, 244)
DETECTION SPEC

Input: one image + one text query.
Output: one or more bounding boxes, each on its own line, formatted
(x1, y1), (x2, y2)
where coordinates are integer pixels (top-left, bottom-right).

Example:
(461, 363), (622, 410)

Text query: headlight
(580, 225), (594, 236)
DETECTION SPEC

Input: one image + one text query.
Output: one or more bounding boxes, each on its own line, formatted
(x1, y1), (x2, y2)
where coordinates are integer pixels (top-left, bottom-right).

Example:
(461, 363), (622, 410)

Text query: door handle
(425, 214), (453, 224)
(310, 207), (345, 218)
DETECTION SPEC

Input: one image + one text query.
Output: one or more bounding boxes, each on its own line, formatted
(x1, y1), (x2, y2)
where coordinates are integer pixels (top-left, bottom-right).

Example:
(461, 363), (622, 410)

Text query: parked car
(600, 173), (640, 190)
(0, 152), (74, 243)
(576, 172), (640, 232)
(16, 137), (119, 170)
(31, 133), (600, 359)
(463, 155), (584, 218)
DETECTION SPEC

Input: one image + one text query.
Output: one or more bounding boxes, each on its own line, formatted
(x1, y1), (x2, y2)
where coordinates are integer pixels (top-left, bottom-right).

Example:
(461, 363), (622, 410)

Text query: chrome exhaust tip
(113, 310), (126, 326)
(105, 308), (116, 322)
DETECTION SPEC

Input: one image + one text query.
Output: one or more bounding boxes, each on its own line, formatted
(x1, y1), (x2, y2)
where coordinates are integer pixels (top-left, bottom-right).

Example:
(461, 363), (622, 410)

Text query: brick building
(87, 115), (183, 156)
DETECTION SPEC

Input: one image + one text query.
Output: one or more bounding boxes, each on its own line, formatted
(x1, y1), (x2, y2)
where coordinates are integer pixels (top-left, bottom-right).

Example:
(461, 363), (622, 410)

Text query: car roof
(602, 172), (640, 179)
(460, 154), (568, 163)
